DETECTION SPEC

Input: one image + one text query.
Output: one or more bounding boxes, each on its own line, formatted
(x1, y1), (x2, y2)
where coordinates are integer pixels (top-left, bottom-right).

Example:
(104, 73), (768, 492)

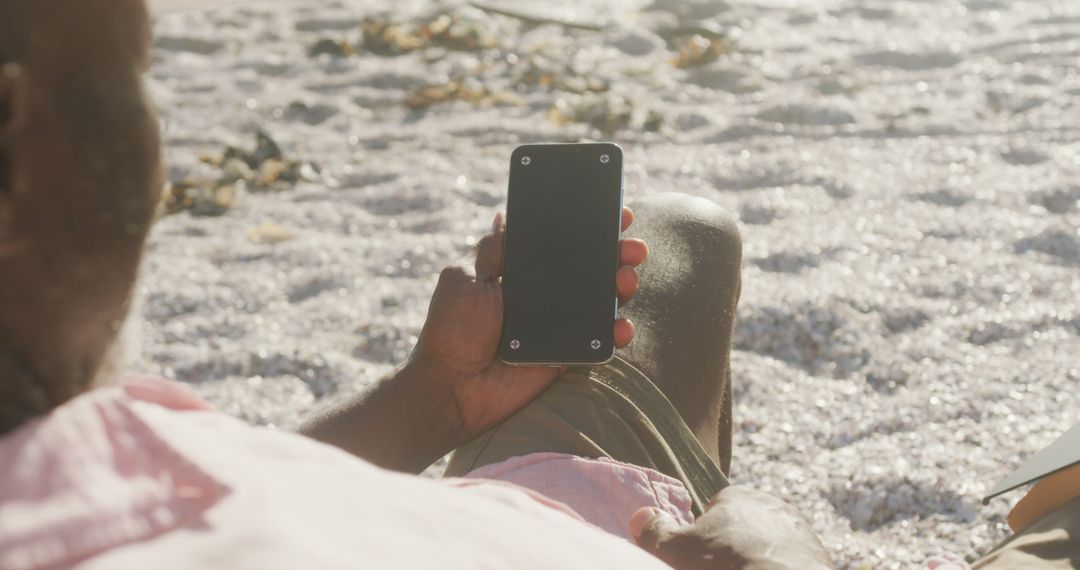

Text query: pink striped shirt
(0, 376), (688, 569)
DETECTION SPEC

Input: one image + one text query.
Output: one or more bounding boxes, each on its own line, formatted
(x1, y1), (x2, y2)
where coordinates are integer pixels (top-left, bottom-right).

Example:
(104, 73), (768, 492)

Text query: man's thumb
(473, 212), (505, 281)
(629, 507), (679, 553)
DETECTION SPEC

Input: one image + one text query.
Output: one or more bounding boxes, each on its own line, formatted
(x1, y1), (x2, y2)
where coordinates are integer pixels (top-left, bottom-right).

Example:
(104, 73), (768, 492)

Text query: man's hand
(630, 486), (834, 570)
(299, 208), (646, 473)
(410, 207), (648, 445)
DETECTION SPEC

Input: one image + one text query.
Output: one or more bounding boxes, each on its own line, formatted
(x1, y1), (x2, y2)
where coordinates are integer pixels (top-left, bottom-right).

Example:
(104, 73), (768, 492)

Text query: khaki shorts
(445, 357), (728, 516)
(446, 357), (1079, 567)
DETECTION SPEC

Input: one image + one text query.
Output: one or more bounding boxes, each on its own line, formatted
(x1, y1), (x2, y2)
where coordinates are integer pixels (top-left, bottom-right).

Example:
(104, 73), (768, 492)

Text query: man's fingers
(619, 238), (648, 267)
(613, 318), (635, 348)
(629, 507), (679, 553)
(621, 206), (635, 231)
(474, 212), (505, 281)
(616, 265), (639, 303)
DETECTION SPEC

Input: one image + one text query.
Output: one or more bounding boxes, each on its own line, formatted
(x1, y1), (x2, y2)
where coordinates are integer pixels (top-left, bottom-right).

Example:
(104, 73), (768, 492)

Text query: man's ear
(0, 62), (28, 257)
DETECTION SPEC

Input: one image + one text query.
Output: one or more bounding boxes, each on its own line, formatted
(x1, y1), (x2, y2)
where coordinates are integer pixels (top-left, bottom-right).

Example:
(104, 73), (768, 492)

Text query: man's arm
(298, 361), (463, 473)
(299, 210), (648, 473)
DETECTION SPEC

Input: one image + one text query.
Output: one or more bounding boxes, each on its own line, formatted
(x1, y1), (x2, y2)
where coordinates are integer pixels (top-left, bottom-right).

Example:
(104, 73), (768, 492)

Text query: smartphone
(498, 143), (624, 366)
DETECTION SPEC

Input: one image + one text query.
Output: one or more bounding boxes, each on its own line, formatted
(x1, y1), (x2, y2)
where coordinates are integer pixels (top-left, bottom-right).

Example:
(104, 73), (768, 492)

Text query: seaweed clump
(548, 93), (664, 135)
(362, 12), (499, 55)
(671, 34), (729, 68)
(162, 131), (317, 217)
(405, 77), (521, 109)
(308, 10), (500, 58)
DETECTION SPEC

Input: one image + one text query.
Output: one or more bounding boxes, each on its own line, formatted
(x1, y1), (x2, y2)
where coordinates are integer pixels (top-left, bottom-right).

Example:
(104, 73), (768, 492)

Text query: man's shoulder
(118, 373), (217, 411)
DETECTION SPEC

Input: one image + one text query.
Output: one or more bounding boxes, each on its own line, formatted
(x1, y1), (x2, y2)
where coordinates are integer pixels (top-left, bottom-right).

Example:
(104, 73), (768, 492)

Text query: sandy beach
(143, 0), (1080, 567)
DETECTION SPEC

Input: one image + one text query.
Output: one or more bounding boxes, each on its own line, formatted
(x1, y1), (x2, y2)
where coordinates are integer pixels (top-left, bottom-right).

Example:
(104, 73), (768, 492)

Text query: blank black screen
(499, 143), (623, 365)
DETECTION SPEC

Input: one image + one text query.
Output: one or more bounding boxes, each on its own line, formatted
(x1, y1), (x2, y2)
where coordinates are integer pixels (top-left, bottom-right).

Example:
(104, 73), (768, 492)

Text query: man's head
(0, 0), (162, 433)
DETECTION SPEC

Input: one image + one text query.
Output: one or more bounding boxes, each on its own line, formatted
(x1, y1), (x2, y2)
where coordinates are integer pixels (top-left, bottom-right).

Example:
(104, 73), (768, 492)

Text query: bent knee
(627, 193), (742, 260)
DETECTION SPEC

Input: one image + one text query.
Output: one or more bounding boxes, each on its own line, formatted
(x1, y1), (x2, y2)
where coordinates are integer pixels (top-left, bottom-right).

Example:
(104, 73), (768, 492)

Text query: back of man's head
(0, 0), (162, 435)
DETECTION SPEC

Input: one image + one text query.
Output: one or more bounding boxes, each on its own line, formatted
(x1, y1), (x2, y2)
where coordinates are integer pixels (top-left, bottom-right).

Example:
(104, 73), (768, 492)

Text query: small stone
(308, 38), (355, 58)
(647, 0), (730, 21)
(671, 35), (728, 68)
(221, 158), (255, 184)
(256, 159), (303, 188)
(609, 28), (665, 56)
(252, 131), (284, 166)
(248, 223), (294, 245)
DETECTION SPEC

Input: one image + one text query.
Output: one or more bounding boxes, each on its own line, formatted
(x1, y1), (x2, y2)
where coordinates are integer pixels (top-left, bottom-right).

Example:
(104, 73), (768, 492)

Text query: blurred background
(143, 0), (1080, 567)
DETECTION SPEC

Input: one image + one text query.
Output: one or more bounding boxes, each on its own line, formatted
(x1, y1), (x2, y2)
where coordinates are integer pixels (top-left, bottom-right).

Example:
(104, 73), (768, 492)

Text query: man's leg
(616, 193), (742, 474)
(445, 193), (742, 507)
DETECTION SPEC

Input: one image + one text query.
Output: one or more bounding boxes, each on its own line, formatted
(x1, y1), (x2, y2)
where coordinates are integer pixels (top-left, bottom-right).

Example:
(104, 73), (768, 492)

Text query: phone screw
(599, 154), (610, 164)
(520, 156), (531, 166)
(510, 339), (521, 350)
(590, 339), (602, 349)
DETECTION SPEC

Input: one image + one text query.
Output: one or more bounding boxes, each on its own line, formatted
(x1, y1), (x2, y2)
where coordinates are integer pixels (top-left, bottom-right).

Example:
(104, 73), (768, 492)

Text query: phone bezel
(497, 142), (625, 367)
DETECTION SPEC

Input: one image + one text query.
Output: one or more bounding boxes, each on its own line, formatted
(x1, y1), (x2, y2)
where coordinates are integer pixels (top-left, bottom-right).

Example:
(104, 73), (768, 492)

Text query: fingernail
(629, 507), (663, 539)
(492, 211), (504, 232)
